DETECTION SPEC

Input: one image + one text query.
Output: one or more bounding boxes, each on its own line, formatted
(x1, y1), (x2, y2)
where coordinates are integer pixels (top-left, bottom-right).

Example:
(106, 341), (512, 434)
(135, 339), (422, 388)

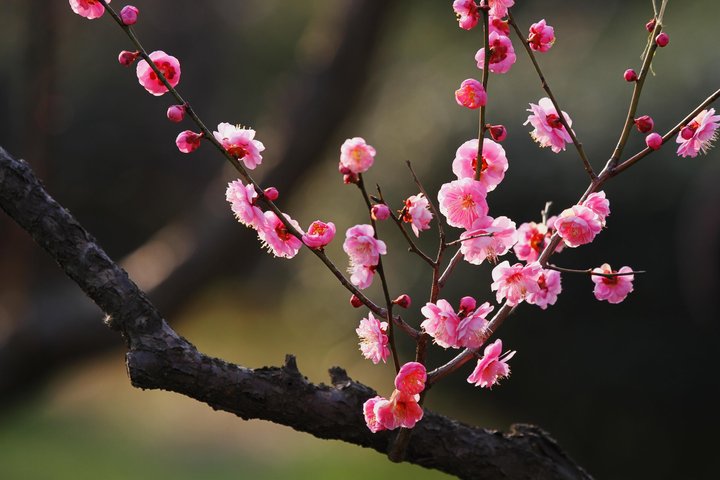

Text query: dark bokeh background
(1, 1), (719, 478)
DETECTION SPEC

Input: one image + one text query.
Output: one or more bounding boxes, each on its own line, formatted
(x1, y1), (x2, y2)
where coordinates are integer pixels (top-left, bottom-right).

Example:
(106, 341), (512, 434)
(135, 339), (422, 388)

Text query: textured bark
(0, 146), (592, 479)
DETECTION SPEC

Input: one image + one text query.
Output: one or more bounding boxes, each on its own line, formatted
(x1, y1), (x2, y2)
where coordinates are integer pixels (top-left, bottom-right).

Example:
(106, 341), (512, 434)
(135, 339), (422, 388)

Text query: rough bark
(0, 145), (591, 479)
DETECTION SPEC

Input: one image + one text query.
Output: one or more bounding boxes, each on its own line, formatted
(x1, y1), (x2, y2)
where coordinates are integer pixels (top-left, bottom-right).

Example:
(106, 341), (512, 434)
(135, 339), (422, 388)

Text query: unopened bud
(166, 105), (185, 123)
(488, 124), (507, 142)
(645, 19), (656, 32)
(633, 115), (654, 133)
(371, 204), (391, 221)
(680, 126), (695, 140)
(645, 132), (663, 150)
(120, 5), (139, 25)
(655, 32), (669, 47)
(176, 130), (203, 153)
(458, 296), (476, 315)
(350, 295), (363, 308)
(263, 187), (279, 201)
(118, 50), (140, 67)
(623, 69), (637, 82)
(343, 172), (359, 185)
(392, 294), (411, 309)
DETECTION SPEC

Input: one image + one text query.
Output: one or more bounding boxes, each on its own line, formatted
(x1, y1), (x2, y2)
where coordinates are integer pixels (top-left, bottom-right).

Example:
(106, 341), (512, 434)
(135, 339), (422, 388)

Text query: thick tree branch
(0, 146), (591, 479)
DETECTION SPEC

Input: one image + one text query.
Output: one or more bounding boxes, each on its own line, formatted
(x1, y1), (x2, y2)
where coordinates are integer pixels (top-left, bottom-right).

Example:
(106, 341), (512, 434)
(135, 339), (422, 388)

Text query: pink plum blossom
(339, 137), (376, 174)
(401, 194), (433, 237)
(456, 301), (494, 349)
(676, 108), (720, 158)
(581, 191), (610, 226)
(374, 390), (424, 430)
(343, 224), (386, 267)
(514, 221), (556, 262)
(395, 362), (427, 395)
(356, 313), (390, 364)
(525, 97), (573, 153)
(175, 130), (202, 153)
(489, 17), (510, 36)
(554, 205), (603, 248)
(455, 79), (487, 109)
(363, 396), (388, 432)
(136, 51), (181, 96)
(467, 339), (515, 389)
(420, 299), (461, 349)
(257, 211), (303, 259)
(302, 221), (336, 249)
(528, 19), (555, 53)
(526, 269), (562, 309)
(213, 123), (265, 170)
(592, 264), (635, 304)
(349, 264), (376, 289)
(438, 178), (488, 230)
(475, 32), (516, 74)
(488, 0), (514, 18)
(452, 0), (479, 30)
(460, 216), (517, 265)
(491, 261), (542, 306)
(69, 0), (108, 19)
(452, 138), (508, 192)
(225, 180), (265, 229)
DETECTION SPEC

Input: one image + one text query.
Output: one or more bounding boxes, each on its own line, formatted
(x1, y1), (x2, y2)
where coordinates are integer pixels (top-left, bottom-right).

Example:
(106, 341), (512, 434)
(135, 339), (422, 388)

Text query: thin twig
(546, 264), (645, 277)
(475, 7), (491, 181)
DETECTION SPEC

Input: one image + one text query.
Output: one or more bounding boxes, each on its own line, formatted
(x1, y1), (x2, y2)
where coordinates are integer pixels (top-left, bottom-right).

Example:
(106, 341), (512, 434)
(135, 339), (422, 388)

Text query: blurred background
(1, 0), (719, 478)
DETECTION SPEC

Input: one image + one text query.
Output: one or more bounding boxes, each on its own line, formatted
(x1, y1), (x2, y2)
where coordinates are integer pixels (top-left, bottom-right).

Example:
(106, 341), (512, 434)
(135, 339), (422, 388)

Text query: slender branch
(445, 232), (494, 247)
(508, 12), (596, 181)
(546, 264), (645, 277)
(475, 7), (491, 181)
(437, 248), (463, 289)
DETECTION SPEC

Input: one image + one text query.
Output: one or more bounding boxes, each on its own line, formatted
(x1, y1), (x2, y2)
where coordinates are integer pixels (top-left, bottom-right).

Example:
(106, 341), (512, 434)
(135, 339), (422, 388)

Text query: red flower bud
(392, 294), (411, 309)
(645, 132), (663, 150)
(655, 32), (669, 47)
(645, 19), (656, 32)
(166, 105), (185, 123)
(263, 187), (279, 201)
(118, 50), (140, 67)
(489, 124), (507, 142)
(634, 115), (654, 133)
(120, 5), (139, 25)
(350, 295), (363, 308)
(623, 69), (638, 82)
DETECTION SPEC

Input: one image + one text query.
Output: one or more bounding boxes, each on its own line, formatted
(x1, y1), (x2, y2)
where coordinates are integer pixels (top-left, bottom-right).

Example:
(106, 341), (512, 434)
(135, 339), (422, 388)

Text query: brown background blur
(1, 1), (719, 478)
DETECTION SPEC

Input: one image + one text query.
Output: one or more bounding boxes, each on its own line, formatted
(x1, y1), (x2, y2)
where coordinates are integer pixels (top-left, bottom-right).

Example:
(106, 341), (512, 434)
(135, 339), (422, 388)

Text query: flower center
(489, 43), (508, 63)
(546, 113), (563, 129)
(460, 194), (476, 210)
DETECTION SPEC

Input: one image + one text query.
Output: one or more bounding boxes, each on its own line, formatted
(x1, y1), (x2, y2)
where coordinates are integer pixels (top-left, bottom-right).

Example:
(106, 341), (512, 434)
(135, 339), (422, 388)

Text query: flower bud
(343, 172), (359, 185)
(655, 32), (669, 47)
(623, 69), (637, 82)
(645, 19), (656, 32)
(680, 125), (696, 140)
(458, 296), (476, 315)
(633, 115), (654, 133)
(263, 187), (279, 201)
(176, 130), (203, 153)
(350, 294), (363, 308)
(118, 50), (140, 67)
(392, 294), (411, 309)
(166, 105), (185, 123)
(371, 204), (391, 221)
(120, 5), (139, 25)
(489, 124), (507, 142)
(645, 132), (663, 150)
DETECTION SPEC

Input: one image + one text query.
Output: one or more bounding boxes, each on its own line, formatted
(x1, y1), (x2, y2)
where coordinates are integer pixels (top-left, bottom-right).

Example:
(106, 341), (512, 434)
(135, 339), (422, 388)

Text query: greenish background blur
(1, 1), (719, 478)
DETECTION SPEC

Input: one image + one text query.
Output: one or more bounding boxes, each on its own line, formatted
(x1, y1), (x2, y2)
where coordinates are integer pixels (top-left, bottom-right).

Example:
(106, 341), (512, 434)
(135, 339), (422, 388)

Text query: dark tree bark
(0, 145), (591, 479)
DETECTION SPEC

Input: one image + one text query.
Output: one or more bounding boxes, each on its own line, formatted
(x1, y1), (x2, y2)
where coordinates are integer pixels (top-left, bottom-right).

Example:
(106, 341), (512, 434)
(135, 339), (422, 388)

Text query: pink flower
(676, 108), (720, 158)
(343, 224), (387, 267)
(420, 299), (461, 349)
(339, 137), (376, 175)
(455, 79), (487, 109)
(69, 0), (108, 19)
(257, 211), (303, 259)
(488, 0), (514, 18)
(225, 180), (265, 229)
(363, 396), (388, 433)
(581, 191), (610, 226)
(491, 261), (542, 306)
(356, 313), (390, 364)
(526, 269), (562, 310)
(302, 221), (336, 249)
(525, 97), (573, 153)
(213, 123), (265, 170)
(456, 301), (494, 349)
(467, 339), (515, 389)
(438, 178), (488, 230)
(452, 138), (508, 192)
(136, 51), (181, 96)
(374, 390), (424, 430)
(175, 130), (202, 153)
(489, 17), (510, 36)
(401, 194), (433, 237)
(513, 221), (554, 262)
(349, 264), (376, 289)
(592, 264), (635, 304)
(554, 204), (603, 248)
(120, 5), (139, 25)
(452, 0), (479, 30)
(460, 216), (517, 265)
(395, 362), (427, 395)
(528, 19), (555, 53)
(475, 32), (516, 74)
